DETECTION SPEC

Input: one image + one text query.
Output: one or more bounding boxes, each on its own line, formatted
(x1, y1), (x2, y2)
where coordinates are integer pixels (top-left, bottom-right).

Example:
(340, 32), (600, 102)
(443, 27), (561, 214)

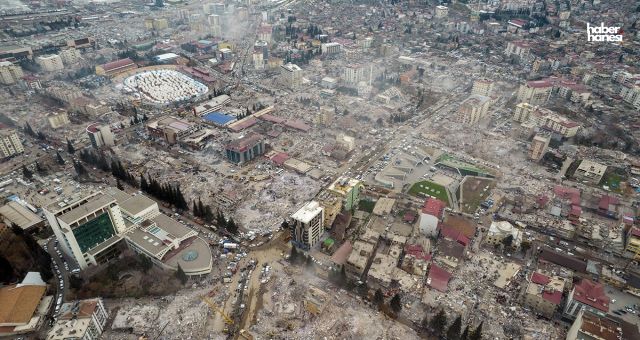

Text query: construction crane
(201, 296), (234, 325)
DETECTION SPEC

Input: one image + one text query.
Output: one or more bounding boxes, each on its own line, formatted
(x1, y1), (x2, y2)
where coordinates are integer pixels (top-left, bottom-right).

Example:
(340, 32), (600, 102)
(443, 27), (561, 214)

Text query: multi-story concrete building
(36, 54), (64, 72)
(458, 94), (491, 125)
(484, 221), (522, 250)
(321, 42), (342, 55)
(342, 64), (366, 86)
(315, 190), (342, 229)
(505, 40), (531, 59)
(471, 79), (494, 97)
(280, 63), (302, 88)
(513, 102), (536, 122)
(144, 18), (168, 30)
(574, 160), (607, 185)
(327, 177), (363, 212)
(530, 134), (550, 161)
(58, 48), (82, 65)
(95, 58), (137, 77)
(47, 299), (108, 340)
(418, 197), (446, 237)
(563, 279), (610, 319)
(146, 116), (199, 145)
(224, 133), (265, 165)
(620, 85), (640, 110)
(625, 227), (640, 258)
(517, 79), (553, 105)
(47, 111), (70, 129)
(435, 5), (449, 18)
(44, 192), (128, 269)
(566, 309), (632, 340)
(523, 271), (565, 318)
(86, 123), (114, 148)
(0, 61), (24, 85)
(290, 201), (324, 250)
(0, 128), (24, 159)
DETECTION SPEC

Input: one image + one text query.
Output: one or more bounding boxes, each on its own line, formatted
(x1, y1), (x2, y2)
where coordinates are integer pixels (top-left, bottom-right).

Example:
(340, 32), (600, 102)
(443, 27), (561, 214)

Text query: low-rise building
(566, 309), (639, 340)
(86, 123), (114, 148)
(0, 272), (51, 337)
(224, 133), (265, 165)
(95, 58), (137, 77)
(47, 298), (108, 340)
(146, 116), (199, 145)
(563, 279), (610, 319)
(0, 201), (43, 233)
(193, 95), (231, 116)
(523, 271), (566, 318)
(484, 221), (523, 250)
(418, 198), (446, 237)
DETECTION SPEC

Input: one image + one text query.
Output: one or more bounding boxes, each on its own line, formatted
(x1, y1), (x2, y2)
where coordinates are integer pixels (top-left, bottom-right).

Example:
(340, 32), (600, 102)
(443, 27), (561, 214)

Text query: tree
(22, 165), (33, 180)
(37, 131), (47, 141)
(193, 201), (200, 217)
(447, 315), (462, 340)
(35, 161), (46, 174)
(290, 246), (300, 264)
(69, 275), (83, 289)
(281, 220), (289, 230)
(66, 139), (75, 154)
(390, 293), (402, 314)
(139, 254), (153, 273)
(469, 322), (483, 340)
(520, 241), (531, 254)
(24, 122), (35, 136)
(373, 289), (384, 308)
(305, 255), (314, 271)
(430, 309), (448, 335)
(226, 218), (238, 234)
(56, 151), (65, 165)
(176, 264), (188, 284)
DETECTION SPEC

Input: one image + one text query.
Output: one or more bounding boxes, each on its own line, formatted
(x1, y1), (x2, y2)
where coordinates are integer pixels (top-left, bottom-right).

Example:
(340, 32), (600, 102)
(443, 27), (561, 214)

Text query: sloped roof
(0, 284), (46, 325)
(573, 279), (609, 312)
(427, 264), (451, 292)
(422, 198), (446, 218)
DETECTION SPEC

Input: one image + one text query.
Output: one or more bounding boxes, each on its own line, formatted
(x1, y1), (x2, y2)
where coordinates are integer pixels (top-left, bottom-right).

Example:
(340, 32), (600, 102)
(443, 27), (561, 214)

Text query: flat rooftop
(58, 193), (115, 225)
(292, 201), (322, 224)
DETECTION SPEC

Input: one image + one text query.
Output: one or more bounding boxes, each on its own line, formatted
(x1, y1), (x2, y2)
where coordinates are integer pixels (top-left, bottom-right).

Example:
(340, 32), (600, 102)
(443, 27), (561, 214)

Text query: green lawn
(601, 173), (624, 193)
(358, 199), (376, 213)
(408, 180), (449, 204)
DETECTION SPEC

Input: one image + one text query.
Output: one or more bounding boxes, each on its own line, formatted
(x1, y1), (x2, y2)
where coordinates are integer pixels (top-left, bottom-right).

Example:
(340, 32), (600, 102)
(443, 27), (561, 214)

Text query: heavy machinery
(201, 296), (234, 325)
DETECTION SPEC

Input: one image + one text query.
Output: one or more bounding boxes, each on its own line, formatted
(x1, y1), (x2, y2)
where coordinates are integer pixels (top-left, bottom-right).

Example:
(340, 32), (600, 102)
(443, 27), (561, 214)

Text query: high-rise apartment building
(86, 123), (114, 148)
(280, 63), (302, 88)
(36, 54), (64, 72)
(0, 61), (24, 85)
(471, 79), (494, 97)
(530, 134), (550, 161)
(290, 201), (324, 250)
(0, 128), (24, 159)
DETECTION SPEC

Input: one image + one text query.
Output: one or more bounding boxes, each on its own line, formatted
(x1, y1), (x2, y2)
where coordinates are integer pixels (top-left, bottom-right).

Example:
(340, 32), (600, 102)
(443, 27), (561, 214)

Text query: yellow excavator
(201, 296), (234, 326)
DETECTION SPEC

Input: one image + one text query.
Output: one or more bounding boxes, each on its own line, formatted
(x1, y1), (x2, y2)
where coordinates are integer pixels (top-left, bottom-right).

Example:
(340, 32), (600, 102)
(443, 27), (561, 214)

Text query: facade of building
(342, 64), (366, 86)
(517, 80), (553, 105)
(86, 123), (114, 148)
(146, 116), (199, 145)
(435, 5), (449, 18)
(530, 134), (550, 161)
(44, 192), (128, 270)
(290, 201), (324, 250)
(563, 279), (610, 319)
(47, 299), (108, 340)
(625, 227), (640, 257)
(0, 61), (24, 85)
(484, 221), (523, 250)
(225, 133), (265, 165)
(471, 79), (494, 97)
(327, 177), (363, 212)
(513, 102), (536, 122)
(58, 48), (82, 65)
(458, 94), (491, 125)
(95, 58), (137, 77)
(523, 271), (565, 318)
(280, 63), (302, 88)
(321, 42), (342, 55)
(505, 40), (531, 59)
(36, 54), (64, 72)
(418, 198), (446, 237)
(574, 160), (607, 185)
(0, 128), (24, 159)
(48, 111), (70, 129)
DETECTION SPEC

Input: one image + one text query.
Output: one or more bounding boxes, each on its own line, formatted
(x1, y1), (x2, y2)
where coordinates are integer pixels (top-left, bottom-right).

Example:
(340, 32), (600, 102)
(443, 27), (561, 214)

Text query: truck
(223, 242), (238, 249)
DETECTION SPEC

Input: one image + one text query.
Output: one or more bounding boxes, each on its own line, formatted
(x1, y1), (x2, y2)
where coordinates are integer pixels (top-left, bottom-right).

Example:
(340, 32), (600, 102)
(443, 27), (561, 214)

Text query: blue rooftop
(202, 112), (236, 126)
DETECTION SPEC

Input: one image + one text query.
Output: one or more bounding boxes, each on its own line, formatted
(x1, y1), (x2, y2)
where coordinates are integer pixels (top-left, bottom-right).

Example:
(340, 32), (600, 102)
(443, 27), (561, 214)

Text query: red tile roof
(531, 272), (551, 285)
(422, 198), (446, 218)
(439, 224), (470, 247)
(573, 279), (609, 312)
(598, 195), (618, 211)
(542, 290), (563, 305)
(102, 58), (135, 72)
(427, 264), (451, 292)
(269, 152), (289, 166)
(404, 244), (431, 262)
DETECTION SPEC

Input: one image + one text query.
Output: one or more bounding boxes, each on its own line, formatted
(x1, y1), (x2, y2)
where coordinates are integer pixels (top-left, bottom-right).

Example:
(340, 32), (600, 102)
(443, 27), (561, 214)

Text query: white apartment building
(435, 5), (448, 18)
(59, 48), (82, 65)
(458, 94), (491, 125)
(36, 54), (64, 72)
(48, 111), (70, 129)
(86, 123), (114, 148)
(471, 79), (494, 97)
(280, 63), (302, 88)
(47, 299), (108, 340)
(342, 64), (366, 86)
(290, 201), (324, 250)
(0, 61), (24, 85)
(530, 134), (550, 161)
(321, 42), (342, 55)
(513, 102), (536, 122)
(0, 128), (24, 158)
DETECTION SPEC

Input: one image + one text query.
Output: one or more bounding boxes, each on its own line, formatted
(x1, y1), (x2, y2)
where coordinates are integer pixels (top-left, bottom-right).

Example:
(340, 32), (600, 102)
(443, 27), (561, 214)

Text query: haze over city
(0, 0), (639, 339)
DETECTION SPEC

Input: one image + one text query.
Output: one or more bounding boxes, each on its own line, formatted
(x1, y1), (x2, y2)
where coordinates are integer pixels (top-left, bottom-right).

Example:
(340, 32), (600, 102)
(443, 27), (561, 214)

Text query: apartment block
(530, 134), (550, 161)
(513, 102), (536, 122)
(523, 271), (566, 318)
(87, 123), (114, 148)
(563, 279), (610, 319)
(48, 299), (108, 340)
(517, 79), (552, 105)
(36, 54), (64, 72)
(471, 79), (494, 97)
(0, 128), (24, 159)
(290, 201), (324, 250)
(458, 94), (491, 125)
(280, 63), (302, 88)
(0, 61), (24, 85)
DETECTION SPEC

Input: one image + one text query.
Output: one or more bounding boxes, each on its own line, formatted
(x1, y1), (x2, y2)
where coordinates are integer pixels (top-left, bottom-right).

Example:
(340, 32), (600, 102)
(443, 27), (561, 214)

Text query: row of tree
(23, 122), (47, 141)
(421, 310), (483, 340)
(140, 175), (188, 211)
